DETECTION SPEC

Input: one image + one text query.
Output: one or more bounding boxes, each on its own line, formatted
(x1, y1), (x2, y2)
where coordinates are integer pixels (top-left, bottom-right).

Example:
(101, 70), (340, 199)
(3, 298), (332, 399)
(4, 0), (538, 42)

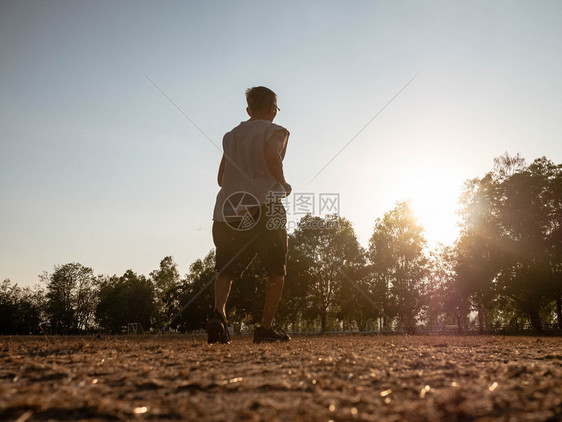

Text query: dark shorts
(213, 202), (288, 278)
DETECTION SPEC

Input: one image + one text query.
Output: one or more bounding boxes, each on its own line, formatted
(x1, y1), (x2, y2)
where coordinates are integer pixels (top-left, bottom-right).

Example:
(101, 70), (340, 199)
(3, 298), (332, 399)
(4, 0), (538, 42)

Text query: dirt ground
(0, 335), (560, 421)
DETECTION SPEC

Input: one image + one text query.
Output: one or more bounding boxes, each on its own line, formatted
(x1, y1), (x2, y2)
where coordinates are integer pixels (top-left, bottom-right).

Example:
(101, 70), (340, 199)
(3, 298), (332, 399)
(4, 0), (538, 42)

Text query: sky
(1, 1), (561, 287)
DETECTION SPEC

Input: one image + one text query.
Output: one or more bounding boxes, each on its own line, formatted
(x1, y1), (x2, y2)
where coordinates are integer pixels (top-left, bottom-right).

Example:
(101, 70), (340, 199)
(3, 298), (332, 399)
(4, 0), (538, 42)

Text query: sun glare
(410, 189), (460, 247)
(384, 158), (463, 248)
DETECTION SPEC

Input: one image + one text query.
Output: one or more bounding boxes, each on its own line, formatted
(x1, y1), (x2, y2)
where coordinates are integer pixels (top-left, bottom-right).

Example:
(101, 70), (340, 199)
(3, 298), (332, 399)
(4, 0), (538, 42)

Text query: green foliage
(420, 247), (452, 330)
(150, 256), (182, 329)
(228, 256), (267, 326)
(0, 279), (45, 334)
(454, 154), (562, 332)
(95, 270), (156, 333)
(368, 201), (427, 333)
(275, 232), (312, 327)
(434, 246), (471, 332)
(173, 251), (216, 332)
(291, 214), (365, 332)
(45, 263), (97, 333)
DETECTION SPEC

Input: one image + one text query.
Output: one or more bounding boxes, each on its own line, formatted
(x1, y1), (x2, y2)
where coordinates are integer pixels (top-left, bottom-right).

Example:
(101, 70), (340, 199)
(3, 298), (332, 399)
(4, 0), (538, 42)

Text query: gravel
(1, 335), (560, 421)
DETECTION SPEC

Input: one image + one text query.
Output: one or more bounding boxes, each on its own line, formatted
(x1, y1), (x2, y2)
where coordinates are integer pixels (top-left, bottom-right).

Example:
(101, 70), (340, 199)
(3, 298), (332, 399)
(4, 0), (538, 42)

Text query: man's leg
(260, 274), (284, 329)
(206, 272), (234, 344)
(214, 273), (233, 320)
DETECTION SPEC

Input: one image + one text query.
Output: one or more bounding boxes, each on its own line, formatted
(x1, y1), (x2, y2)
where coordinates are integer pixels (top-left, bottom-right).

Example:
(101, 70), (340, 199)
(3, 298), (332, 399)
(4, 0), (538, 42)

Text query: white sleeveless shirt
(213, 119), (289, 222)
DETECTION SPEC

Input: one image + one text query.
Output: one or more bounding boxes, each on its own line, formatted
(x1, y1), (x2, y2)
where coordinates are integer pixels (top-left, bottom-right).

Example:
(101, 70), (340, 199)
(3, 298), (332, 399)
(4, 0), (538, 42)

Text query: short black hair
(245, 86), (276, 113)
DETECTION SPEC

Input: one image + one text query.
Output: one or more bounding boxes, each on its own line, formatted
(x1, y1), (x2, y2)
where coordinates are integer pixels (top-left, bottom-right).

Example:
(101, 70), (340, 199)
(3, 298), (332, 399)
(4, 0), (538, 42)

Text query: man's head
(246, 86), (279, 122)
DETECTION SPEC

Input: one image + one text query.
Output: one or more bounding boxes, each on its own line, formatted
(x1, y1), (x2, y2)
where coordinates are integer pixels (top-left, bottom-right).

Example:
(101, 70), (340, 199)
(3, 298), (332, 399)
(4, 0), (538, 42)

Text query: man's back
(213, 119), (289, 222)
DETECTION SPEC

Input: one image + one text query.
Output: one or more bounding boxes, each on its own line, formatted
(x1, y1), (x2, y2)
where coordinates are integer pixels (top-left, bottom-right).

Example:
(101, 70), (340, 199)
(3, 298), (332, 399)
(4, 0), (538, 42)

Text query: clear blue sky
(1, 1), (561, 287)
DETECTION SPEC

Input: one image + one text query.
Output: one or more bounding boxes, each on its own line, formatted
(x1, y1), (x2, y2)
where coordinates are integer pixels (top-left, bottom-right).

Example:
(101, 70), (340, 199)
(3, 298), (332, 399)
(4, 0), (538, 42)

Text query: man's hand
(282, 181), (292, 196)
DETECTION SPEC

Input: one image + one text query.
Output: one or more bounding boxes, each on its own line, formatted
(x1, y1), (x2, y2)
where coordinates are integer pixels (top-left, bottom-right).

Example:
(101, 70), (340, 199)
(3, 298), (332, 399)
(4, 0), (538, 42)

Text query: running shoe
(206, 310), (231, 344)
(253, 325), (291, 343)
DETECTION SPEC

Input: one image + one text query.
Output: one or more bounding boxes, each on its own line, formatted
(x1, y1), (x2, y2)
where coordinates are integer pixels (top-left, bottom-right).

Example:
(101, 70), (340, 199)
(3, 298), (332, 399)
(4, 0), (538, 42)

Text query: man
(207, 86), (291, 344)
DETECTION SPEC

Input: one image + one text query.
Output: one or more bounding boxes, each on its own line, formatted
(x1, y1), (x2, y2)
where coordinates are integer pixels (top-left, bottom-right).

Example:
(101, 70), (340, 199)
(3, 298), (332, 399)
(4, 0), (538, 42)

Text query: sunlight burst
(385, 158), (463, 247)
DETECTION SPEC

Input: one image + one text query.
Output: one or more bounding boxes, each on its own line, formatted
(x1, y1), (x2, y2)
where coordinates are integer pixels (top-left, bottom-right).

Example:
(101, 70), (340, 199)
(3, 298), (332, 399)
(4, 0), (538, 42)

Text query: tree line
(1, 154), (560, 335)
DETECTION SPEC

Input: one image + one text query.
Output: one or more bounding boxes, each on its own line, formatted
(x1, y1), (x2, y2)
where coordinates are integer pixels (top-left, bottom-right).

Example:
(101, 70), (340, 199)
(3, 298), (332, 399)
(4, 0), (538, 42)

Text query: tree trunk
(528, 306), (544, 333)
(556, 295), (562, 330)
(478, 305), (484, 334)
(321, 311), (327, 333)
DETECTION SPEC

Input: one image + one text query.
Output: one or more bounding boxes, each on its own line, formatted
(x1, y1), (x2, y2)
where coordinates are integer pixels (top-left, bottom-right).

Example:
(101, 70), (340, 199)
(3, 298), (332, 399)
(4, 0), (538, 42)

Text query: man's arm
(217, 154), (225, 187)
(264, 130), (291, 194)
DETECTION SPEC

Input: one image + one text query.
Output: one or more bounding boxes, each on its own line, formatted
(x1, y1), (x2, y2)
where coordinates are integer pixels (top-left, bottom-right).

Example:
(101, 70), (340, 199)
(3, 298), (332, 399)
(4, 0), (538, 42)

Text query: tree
(0, 280), (45, 334)
(455, 154), (561, 333)
(291, 214), (364, 332)
(533, 158), (562, 328)
(45, 263), (97, 333)
(228, 256), (268, 327)
(368, 202), (427, 333)
(275, 232), (315, 329)
(150, 256), (182, 329)
(493, 152), (526, 178)
(494, 157), (561, 332)
(96, 270), (156, 333)
(420, 246), (454, 331)
(456, 170), (504, 332)
(334, 260), (373, 331)
(174, 251), (216, 332)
